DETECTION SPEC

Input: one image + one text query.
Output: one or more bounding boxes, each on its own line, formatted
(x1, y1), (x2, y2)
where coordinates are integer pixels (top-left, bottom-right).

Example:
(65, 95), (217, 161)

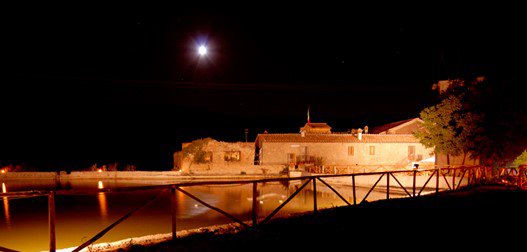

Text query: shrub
(513, 150), (527, 167)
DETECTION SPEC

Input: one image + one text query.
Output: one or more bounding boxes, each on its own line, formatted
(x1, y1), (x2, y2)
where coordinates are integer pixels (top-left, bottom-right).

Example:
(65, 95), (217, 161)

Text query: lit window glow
(1, 169), (5, 174)
(97, 168), (103, 173)
(98, 181), (104, 190)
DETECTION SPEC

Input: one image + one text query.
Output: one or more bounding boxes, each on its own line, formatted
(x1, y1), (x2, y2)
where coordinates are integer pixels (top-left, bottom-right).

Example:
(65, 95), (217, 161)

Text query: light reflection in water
(2, 179), (394, 251)
(97, 181), (108, 218)
(2, 182), (10, 227)
(98, 192), (108, 218)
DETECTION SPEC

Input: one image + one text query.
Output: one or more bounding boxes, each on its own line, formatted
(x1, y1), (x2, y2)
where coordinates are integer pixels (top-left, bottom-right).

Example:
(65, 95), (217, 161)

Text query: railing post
(48, 191), (56, 252)
(386, 172), (390, 200)
(520, 166), (524, 188)
(352, 175), (357, 205)
(252, 182), (258, 226)
(171, 185), (177, 241)
(412, 170), (417, 197)
(313, 178), (317, 215)
(452, 169), (456, 190)
(436, 168), (440, 194)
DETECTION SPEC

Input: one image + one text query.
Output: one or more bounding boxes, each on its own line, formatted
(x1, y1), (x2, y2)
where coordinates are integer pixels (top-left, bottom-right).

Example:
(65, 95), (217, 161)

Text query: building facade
(255, 118), (434, 168)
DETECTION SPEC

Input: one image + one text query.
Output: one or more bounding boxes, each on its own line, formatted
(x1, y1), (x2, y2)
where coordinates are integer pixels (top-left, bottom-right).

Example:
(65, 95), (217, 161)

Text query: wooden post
(252, 182), (258, 226)
(466, 169), (471, 186)
(452, 169), (456, 190)
(352, 175), (357, 205)
(313, 178), (317, 215)
(520, 166), (524, 188)
(436, 168), (440, 194)
(386, 172), (390, 200)
(48, 191), (56, 252)
(171, 186), (177, 241)
(412, 170), (417, 197)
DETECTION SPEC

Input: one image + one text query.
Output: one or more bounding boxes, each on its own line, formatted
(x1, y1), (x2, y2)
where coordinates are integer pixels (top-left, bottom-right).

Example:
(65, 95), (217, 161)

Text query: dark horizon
(2, 3), (524, 170)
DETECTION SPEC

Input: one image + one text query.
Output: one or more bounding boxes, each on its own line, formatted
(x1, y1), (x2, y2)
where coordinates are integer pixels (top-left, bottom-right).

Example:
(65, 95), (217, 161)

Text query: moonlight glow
(198, 45), (207, 56)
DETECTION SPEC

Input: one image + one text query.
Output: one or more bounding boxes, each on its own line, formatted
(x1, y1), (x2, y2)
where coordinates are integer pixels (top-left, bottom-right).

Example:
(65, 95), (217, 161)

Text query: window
(408, 146), (416, 155)
(408, 146), (416, 160)
(196, 151), (213, 163)
(348, 146), (354, 156)
(287, 153), (296, 163)
(224, 151), (241, 162)
(204, 152), (213, 162)
(369, 146), (375, 155)
(302, 146), (308, 156)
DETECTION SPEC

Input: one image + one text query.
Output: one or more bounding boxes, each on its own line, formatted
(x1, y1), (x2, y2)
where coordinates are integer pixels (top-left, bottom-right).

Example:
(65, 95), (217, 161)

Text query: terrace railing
(1, 165), (524, 252)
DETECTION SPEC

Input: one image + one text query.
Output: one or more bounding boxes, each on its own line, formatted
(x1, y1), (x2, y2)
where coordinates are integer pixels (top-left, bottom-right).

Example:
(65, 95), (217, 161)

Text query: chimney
(357, 128), (363, 141)
(364, 126), (368, 134)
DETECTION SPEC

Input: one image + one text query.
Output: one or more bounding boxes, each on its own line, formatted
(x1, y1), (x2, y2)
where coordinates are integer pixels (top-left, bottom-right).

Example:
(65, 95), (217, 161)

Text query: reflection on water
(97, 181), (108, 218)
(0, 177), (425, 252)
(98, 192), (108, 219)
(2, 182), (10, 228)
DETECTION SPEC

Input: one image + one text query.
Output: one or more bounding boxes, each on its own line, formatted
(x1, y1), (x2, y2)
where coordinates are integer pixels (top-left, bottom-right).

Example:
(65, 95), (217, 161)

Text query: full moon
(198, 45), (207, 56)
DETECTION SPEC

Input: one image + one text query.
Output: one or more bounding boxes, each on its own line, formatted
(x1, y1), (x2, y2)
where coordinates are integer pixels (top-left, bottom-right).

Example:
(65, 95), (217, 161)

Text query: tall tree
(415, 95), (465, 165)
(417, 77), (527, 167)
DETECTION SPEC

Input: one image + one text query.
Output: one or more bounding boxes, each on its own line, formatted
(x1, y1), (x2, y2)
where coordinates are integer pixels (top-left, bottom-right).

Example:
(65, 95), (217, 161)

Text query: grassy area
(117, 186), (527, 252)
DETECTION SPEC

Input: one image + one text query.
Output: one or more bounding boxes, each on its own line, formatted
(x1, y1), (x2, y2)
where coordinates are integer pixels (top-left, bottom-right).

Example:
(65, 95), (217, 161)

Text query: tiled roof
(304, 123), (331, 129)
(369, 118), (418, 134)
(256, 133), (419, 146)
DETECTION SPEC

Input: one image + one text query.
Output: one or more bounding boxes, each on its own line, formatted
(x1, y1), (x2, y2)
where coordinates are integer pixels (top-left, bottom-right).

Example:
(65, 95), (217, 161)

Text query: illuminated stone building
(255, 118), (434, 168)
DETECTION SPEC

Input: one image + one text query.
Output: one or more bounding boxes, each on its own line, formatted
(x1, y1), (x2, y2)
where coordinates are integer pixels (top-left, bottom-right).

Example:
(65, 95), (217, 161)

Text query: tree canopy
(182, 138), (214, 164)
(415, 77), (527, 167)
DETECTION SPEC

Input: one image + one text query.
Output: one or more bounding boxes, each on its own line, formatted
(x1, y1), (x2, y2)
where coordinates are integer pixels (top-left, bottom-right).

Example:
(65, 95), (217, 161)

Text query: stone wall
(1, 172), (57, 179)
(202, 141), (255, 165)
(178, 140), (256, 173)
(185, 164), (284, 175)
(260, 142), (433, 166)
(66, 171), (182, 179)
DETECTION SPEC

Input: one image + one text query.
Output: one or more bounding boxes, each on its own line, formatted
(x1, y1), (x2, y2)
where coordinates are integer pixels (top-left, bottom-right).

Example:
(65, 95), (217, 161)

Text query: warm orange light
(2, 183), (6, 193)
(3, 194), (10, 226)
(98, 181), (104, 190)
(1, 169), (5, 174)
(98, 192), (108, 218)
(97, 168), (103, 173)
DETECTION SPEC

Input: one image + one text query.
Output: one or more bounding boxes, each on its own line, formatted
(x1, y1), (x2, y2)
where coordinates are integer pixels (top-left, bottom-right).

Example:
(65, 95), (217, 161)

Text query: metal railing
(1, 165), (524, 252)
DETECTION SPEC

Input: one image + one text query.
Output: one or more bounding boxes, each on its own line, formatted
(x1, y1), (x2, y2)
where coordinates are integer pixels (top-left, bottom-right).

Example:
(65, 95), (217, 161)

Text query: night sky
(2, 3), (524, 170)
